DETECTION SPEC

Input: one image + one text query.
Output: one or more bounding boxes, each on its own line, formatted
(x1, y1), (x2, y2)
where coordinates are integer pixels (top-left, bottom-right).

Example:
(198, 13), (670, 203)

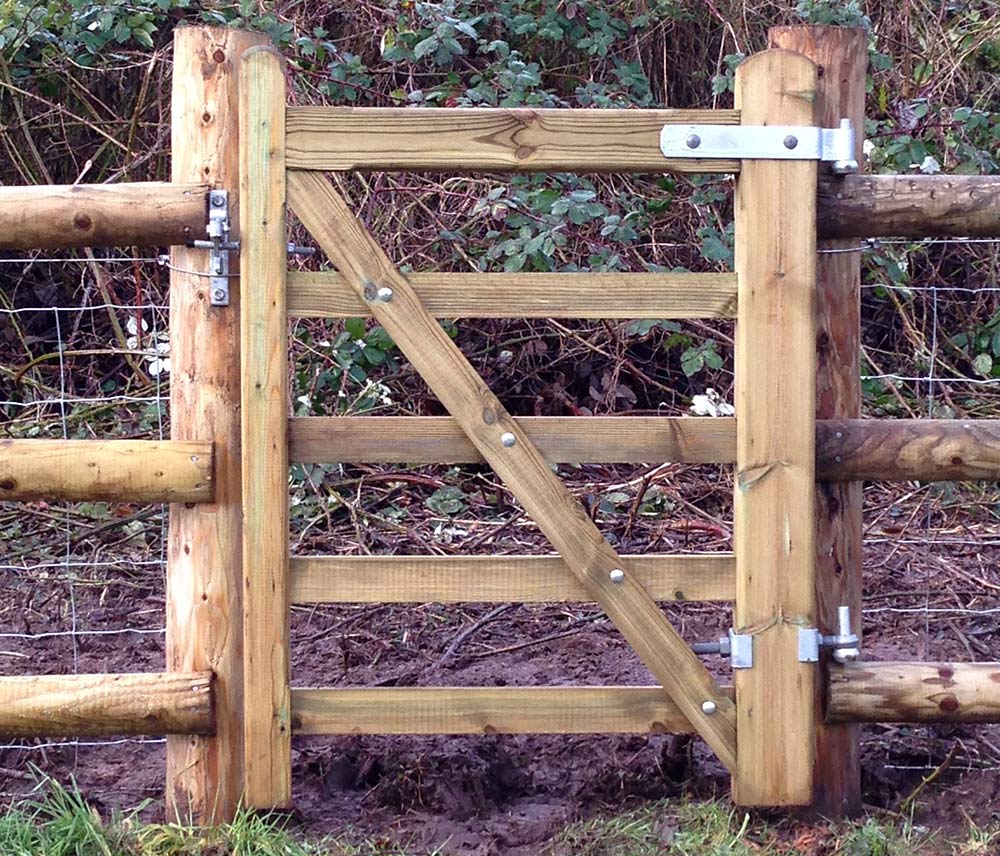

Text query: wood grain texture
(286, 107), (740, 173)
(287, 271), (737, 318)
(0, 672), (213, 737)
(0, 440), (212, 502)
(289, 416), (736, 465)
(771, 23), (866, 818)
(733, 49), (818, 807)
(287, 170), (737, 771)
(818, 174), (1000, 239)
(817, 418), (1000, 481)
(167, 25), (267, 825)
(290, 554), (735, 604)
(828, 662), (1000, 724)
(0, 183), (207, 249)
(239, 46), (290, 810)
(292, 686), (734, 735)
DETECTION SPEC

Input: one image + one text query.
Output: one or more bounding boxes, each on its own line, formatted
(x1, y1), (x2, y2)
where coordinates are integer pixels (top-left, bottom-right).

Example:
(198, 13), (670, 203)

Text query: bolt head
(500, 432), (516, 448)
(376, 286), (394, 302)
(211, 287), (227, 302)
(783, 134), (799, 150)
(211, 192), (226, 207)
(701, 700), (717, 715)
(686, 133), (701, 149)
(609, 569), (625, 584)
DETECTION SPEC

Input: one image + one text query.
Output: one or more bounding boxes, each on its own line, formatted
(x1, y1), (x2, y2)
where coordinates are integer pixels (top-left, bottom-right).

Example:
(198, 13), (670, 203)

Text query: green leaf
(345, 317), (366, 340)
(426, 486), (467, 515)
(973, 353), (993, 377)
(413, 35), (438, 59)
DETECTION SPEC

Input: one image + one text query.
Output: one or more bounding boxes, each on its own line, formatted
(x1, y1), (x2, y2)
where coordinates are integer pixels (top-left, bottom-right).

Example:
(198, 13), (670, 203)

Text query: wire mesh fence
(1, 232), (999, 797)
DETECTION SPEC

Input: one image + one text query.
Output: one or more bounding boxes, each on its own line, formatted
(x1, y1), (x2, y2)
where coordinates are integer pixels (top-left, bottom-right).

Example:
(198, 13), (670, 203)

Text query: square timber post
(732, 49), (820, 806)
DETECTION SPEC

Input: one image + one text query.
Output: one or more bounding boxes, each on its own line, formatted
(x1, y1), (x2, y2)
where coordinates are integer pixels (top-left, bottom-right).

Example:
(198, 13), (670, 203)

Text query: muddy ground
(1, 475), (998, 854)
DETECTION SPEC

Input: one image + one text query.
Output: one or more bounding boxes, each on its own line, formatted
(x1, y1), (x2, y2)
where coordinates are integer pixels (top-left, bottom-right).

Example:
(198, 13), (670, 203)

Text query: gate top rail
(285, 106), (741, 173)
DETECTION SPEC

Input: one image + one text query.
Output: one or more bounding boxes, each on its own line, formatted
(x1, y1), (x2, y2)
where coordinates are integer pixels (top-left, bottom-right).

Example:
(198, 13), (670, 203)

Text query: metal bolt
(211, 192), (226, 207)
(701, 700), (717, 715)
(609, 569), (625, 584)
(783, 134), (799, 150)
(211, 287), (227, 303)
(686, 133), (701, 149)
(500, 432), (516, 448)
(376, 286), (394, 302)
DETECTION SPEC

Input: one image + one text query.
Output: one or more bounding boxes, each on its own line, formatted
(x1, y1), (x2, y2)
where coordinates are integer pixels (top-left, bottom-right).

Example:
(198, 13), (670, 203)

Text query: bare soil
(1, 492), (998, 854)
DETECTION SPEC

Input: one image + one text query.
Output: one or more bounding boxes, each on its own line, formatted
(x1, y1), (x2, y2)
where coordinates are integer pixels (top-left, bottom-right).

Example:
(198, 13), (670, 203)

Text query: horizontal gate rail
(290, 554), (735, 604)
(287, 271), (737, 319)
(291, 686), (733, 736)
(0, 672), (214, 737)
(286, 107), (740, 173)
(828, 662), (1000, 724)
(289, 416), (734, 466)
(0, 439), (213, 502)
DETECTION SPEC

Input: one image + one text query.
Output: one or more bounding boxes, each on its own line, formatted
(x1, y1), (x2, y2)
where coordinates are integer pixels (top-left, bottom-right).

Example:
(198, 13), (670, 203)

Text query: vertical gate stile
(733, 50), (820, 806)
(239, 46), (292, 808)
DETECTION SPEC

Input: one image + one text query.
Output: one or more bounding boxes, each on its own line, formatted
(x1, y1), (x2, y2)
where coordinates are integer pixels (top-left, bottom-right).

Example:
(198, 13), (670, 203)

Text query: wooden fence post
(769, 25), (867, 817)
(733, 49), (819, 806)
(167, 25), (268, 824)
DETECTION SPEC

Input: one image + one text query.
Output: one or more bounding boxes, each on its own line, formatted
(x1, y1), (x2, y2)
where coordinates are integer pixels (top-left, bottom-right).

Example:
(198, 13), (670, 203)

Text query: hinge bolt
(500, 432), (516, 448)
(701, 700), (717, 715)
(783, 134), (799, 150)
(686, 133), (701, 149)
(210, 192), (226, 207)
(211, 287), (227, 303)
(609, 568), (625, 584)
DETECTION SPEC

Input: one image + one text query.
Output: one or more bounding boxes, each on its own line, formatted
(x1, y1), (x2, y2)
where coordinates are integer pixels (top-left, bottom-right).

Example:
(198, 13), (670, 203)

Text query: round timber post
(167, 25), (268, 824)
(768, 24), (868, 817)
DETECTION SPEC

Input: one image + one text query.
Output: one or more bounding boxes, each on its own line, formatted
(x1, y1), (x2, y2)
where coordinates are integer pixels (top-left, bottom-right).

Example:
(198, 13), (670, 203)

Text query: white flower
(919, 155), (941, 174)
(121, 315), (170, 375)
(296, 394), (312, 409)
(690, 388), (735, 417)
(862, 139), (876, 159)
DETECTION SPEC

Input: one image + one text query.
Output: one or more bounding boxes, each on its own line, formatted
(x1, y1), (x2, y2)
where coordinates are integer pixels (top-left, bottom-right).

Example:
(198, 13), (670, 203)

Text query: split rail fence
(2, 24), (1000, 821)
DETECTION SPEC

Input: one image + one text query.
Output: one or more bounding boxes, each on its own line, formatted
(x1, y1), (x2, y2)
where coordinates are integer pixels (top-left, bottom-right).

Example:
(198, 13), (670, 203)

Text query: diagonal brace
(286, 170), (737, 771)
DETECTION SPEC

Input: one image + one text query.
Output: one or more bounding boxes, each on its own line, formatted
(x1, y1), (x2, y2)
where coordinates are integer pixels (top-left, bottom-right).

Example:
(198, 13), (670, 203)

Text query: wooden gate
(238, 45), (820, 808)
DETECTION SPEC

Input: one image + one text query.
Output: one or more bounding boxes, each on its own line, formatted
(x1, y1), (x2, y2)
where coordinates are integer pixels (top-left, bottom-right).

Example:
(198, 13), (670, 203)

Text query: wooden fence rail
(0, 672), (213, 737)
(0, 440), (213, 502)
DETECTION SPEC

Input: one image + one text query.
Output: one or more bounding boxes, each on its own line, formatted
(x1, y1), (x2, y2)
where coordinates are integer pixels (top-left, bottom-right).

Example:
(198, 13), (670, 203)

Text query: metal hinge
(798, 605), (861, 664)
(660, 118), (858, 174)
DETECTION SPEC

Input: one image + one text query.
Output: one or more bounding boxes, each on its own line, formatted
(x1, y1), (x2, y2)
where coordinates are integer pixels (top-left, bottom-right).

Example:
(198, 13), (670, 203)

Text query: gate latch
(660, 118), (858, 174)
(798, 605), (861, 664)
(190, 190), (238, 307)
(188, 190), (317, 307)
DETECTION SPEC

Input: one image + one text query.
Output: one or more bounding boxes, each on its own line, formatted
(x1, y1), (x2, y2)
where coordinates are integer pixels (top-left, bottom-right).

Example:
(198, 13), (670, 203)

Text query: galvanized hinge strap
(660, 118), (858, 174)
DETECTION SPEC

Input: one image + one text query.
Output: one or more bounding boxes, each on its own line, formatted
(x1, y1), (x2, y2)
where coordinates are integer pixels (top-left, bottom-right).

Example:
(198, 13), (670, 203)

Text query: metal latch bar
(660, 118), (858, 174)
